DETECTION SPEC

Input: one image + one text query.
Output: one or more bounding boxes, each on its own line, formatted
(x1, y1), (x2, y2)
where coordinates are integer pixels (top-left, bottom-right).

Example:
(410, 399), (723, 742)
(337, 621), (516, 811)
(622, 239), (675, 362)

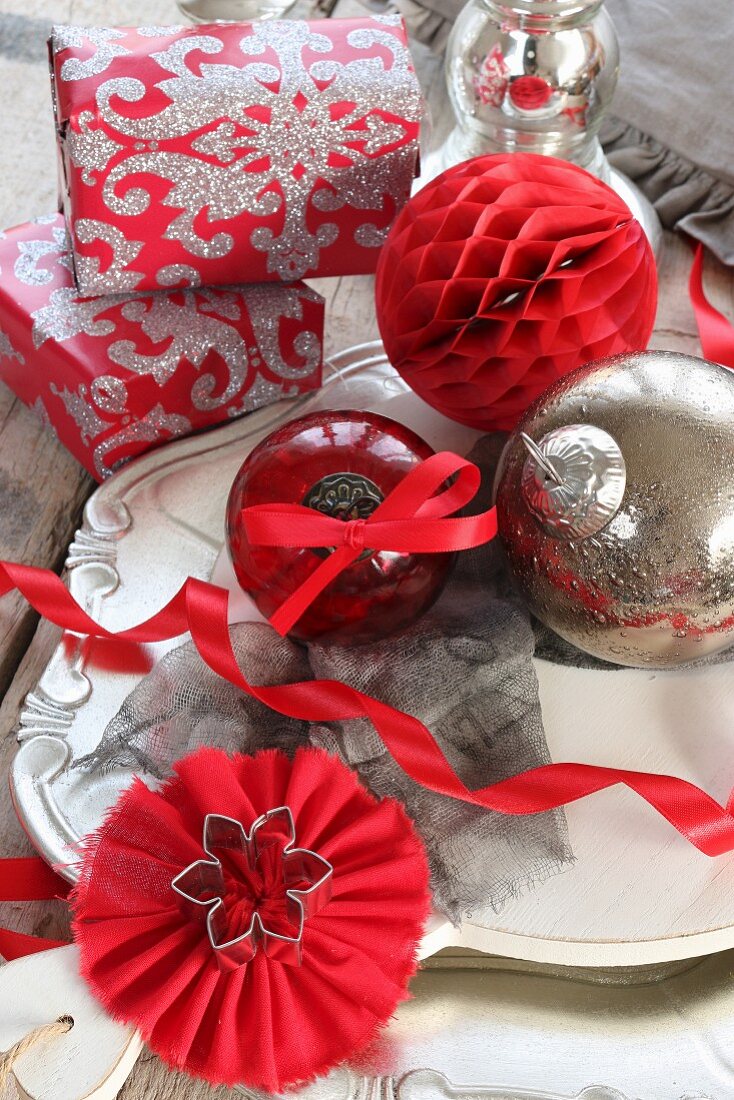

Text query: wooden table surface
(0, 0), (733, 1095)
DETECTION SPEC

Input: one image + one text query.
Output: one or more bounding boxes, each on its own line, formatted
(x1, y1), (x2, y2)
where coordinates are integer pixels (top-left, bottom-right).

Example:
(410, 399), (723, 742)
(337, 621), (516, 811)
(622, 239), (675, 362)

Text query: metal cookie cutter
(171, 806), (333, 972)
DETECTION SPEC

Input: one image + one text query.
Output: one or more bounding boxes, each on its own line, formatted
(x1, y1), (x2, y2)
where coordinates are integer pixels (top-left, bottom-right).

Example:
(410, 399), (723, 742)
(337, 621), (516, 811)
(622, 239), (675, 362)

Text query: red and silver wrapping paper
(0, 215), (324, 480)
(48, 17), (423, 296)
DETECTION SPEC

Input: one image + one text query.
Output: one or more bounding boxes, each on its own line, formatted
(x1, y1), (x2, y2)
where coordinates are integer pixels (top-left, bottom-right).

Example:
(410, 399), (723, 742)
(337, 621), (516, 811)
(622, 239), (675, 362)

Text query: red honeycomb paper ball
(375, 153), (658, 431)
(226, 410), (455, 645)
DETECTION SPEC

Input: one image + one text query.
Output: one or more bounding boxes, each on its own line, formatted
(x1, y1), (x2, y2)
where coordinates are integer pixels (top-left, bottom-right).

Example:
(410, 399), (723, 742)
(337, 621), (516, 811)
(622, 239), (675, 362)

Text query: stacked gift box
(0, 16), (422, 479)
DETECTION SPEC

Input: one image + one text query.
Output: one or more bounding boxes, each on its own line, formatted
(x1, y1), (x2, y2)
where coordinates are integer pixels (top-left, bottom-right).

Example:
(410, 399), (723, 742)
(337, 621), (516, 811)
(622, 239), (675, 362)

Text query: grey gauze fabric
(76, 624), (312, 777)
(78, 434), (572, 922)
(309, 433), (573, 921)
(391, 0), (734, 263)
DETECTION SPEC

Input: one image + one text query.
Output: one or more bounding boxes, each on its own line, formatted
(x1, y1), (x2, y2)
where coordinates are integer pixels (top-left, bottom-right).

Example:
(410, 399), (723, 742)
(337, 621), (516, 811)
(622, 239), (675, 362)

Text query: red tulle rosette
(71, 746), (431, 1091)
(375, 152), (658, 430)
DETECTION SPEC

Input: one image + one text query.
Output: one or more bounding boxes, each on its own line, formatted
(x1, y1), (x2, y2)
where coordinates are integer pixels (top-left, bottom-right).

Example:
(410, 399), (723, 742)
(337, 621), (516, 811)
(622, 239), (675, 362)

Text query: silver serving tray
(242, 950), (734, 1100)
(10, 342), (734, 970)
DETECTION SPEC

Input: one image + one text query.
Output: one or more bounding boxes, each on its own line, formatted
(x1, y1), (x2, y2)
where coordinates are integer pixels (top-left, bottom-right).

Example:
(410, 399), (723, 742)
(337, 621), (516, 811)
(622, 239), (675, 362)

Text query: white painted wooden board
(497, 660), (734, 963)
(0, 946), (142, 1100)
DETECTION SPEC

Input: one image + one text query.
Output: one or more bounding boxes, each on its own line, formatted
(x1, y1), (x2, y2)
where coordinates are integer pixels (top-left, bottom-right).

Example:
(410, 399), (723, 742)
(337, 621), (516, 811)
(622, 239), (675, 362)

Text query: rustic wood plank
(0, 402), (92, 694)
(120, 1050), (234, 1100)
(0, 0), (98, 707)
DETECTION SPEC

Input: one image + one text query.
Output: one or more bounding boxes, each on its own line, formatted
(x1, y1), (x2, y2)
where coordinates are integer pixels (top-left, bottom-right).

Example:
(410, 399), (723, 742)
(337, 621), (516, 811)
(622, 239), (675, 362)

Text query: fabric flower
(71, 746), (431, 1091)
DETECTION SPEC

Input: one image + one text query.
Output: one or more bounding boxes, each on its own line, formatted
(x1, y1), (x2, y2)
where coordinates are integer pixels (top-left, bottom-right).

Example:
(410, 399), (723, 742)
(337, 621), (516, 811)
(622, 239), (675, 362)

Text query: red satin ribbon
(242, 451), (499, 636)
(689, 242), (734, 366)
(0, 560), (732, 864)
(0, 856), (69, 959)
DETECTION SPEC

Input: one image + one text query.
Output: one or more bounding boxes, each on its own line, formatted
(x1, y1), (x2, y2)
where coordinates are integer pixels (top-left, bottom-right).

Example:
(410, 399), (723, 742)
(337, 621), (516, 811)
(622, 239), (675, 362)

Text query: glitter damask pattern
(14, 226), (75, 286)
(0, 215), (324, 479)
(32, 287), (119, 347)
(52, 26), (130, 81)
(73, 219), (144, 293)
(93, 404), (194, 479)
(49, 17), (422, 294)
(0, 328), (23, 364)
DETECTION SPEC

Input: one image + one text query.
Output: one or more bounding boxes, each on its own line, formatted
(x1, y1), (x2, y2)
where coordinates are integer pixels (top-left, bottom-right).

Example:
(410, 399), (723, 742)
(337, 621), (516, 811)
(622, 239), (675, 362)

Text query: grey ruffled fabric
(394, 0), (462, 53)
(600, 117), (734, 266)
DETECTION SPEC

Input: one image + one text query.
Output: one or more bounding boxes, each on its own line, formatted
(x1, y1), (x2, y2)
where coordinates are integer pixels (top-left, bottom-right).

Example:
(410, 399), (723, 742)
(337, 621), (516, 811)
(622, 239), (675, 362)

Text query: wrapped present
(0, 214), (324, 480)
(48, 17), (423, 296)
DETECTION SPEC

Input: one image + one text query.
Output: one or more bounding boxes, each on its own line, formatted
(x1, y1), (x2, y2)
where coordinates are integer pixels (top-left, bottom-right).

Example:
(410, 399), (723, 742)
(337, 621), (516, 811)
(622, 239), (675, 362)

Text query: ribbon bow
(241, 451), (499, 636)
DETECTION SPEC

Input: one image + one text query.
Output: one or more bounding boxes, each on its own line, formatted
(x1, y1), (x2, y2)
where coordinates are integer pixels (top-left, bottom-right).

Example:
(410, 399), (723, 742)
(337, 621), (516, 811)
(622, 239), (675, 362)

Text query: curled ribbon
(241, 451), (499, 636)
(0, 857), (69, 959)
(0, 560), (733, 867)
(689, 241), (734, 367)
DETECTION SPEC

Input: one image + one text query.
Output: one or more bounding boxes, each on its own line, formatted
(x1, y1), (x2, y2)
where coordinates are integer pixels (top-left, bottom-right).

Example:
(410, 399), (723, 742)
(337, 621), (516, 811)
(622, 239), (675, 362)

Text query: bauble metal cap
(520, 425), (626, 540)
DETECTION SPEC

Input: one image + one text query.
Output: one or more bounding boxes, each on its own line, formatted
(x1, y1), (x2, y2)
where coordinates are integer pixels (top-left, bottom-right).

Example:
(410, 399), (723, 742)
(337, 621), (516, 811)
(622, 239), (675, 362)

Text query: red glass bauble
(226, 410), (455, 645)
(375, 152), (658, 431)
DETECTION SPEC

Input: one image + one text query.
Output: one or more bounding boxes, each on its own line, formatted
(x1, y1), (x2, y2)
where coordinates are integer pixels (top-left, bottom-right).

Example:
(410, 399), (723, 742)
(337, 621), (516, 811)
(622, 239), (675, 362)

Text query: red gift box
(0, 214), (324, 480)
(48, 17), (422, 296)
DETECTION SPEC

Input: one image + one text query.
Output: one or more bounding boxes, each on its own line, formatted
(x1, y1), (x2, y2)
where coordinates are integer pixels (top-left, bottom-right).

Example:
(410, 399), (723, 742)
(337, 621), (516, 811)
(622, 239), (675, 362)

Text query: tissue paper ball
(226, 410), (455, 645)
(494, 350), (734, 668)
(375, 153), (657, 431)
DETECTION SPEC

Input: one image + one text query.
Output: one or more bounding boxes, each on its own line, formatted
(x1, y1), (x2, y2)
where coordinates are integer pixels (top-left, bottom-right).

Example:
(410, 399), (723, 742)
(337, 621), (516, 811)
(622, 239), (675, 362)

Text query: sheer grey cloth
(391, 0), (734, 264)
(76, 626), (311, 778)
(310, 433), (572, 919)
(79, 434), (572, 922)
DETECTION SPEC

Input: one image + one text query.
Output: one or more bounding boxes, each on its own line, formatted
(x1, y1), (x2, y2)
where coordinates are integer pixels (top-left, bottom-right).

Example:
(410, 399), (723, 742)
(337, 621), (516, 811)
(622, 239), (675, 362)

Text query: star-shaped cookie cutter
(171, 806), (333, 971)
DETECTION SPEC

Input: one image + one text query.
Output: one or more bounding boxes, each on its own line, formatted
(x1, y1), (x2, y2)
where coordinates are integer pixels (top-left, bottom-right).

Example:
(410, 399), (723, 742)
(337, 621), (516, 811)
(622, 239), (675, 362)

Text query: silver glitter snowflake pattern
(52, 25), (130, 82)
(228, 376), (284, 417)
(137, 26), (184, 38)
(73, 220), (144, 294)
(58, 18), (422, 286)
(240, 284), (322, 380)
(50, 382), (110, 445)
(113, 292), (247, 397)
(32, 287), (119, 348)
(67, 111), (123, 186)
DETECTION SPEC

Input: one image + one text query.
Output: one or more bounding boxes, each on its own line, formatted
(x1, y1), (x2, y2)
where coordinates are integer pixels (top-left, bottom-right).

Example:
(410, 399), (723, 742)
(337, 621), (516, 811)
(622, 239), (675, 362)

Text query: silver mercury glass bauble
(443, 0), (617, 176)
(420, 0), (661, 252)
(494, 351), (734, 668)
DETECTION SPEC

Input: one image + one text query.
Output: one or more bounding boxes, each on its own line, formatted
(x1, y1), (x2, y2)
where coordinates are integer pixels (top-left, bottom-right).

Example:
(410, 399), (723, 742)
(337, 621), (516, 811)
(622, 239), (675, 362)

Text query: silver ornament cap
(520, 425), (627, 540)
